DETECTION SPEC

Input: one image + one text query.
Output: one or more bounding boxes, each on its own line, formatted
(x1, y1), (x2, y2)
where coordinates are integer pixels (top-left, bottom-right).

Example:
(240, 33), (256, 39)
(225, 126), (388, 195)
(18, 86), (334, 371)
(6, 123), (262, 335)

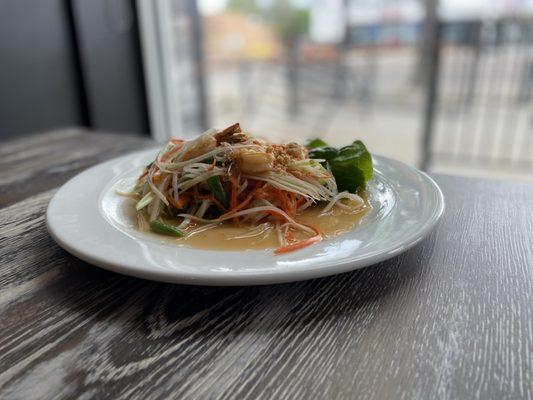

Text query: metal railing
(425, 17), (533, 171)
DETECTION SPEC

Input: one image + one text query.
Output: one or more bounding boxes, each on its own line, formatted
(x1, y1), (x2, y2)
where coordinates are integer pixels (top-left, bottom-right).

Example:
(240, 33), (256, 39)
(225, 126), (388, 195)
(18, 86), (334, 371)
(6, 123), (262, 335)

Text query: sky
(198, 0), (310, 15)
(198, 0), (226, 15)
(198, 0), (533, 19)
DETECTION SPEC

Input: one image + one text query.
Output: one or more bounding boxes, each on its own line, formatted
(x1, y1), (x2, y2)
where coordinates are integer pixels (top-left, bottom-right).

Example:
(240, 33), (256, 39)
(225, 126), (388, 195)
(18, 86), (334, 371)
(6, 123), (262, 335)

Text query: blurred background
(1, 0), (532, 182)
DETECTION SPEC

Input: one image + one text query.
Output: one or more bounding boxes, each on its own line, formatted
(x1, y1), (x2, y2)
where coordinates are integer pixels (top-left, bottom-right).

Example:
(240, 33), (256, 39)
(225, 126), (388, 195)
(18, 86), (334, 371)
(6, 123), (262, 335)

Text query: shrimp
(235, 149), (274, 174)
(182, 134), (217, 161)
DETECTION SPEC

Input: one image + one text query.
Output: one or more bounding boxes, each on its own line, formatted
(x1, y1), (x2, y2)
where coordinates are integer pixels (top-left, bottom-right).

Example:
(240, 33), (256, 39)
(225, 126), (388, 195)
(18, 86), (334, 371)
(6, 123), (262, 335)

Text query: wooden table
(1, 129), (532, 400)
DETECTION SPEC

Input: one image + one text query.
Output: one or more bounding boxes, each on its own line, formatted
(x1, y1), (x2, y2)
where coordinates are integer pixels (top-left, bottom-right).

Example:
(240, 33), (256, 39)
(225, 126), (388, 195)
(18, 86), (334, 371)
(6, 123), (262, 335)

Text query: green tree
(227, 0), (309, 43)
(268, 0), (309, 44)
(227, 0), (260, 15)
(227, 0), (309, 116)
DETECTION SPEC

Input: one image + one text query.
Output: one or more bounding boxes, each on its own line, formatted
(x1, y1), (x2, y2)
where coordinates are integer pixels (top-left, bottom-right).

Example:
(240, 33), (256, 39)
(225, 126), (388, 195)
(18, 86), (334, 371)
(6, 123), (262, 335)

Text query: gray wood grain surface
(1, 130), (532, 400)
(0, 128), (152, 208)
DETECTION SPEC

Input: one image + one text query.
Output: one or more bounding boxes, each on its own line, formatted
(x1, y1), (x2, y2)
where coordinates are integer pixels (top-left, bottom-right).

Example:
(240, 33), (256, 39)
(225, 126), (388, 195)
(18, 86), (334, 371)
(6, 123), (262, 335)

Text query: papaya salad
(129, 123), (373, 254)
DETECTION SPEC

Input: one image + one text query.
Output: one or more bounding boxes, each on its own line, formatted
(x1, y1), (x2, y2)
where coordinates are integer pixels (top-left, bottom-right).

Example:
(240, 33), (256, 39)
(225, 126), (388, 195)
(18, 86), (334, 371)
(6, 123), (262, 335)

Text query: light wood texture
(1, 131), (532, 400)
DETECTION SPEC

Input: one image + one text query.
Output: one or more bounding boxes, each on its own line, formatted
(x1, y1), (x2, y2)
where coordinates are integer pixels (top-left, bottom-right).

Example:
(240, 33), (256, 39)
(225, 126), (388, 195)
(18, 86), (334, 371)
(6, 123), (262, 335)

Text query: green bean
(150, 220), (184, 237)
(207, 176), (228, 207)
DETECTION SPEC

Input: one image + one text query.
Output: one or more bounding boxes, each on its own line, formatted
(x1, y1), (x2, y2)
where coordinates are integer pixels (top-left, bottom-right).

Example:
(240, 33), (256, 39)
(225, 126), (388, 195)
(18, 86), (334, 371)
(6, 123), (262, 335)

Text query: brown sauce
(159, 203), (370, 251)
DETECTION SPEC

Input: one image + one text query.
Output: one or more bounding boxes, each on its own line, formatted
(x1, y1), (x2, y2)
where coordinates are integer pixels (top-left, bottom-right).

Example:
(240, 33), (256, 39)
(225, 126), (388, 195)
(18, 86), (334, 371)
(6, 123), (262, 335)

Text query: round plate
(46, 148), (444, 286)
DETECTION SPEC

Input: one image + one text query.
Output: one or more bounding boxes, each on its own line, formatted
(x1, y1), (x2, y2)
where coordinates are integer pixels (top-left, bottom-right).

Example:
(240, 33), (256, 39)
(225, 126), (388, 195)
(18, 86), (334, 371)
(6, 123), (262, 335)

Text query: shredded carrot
(255, 187), (267, 199)
(281, 191), (296, 216)
(152, 173), (164, 183)
(288, 192), (297, 215)
(268, 188), (286, 211)
(207, 157), (217, 171)
(162, 142), (184, 161)
(274, 234), (323, 254)
(209, 194), (227, 212)
(230, 177), (239, 208)
(197, 192), (212, 200)
(221, 182), (265, 218)
(278, 189), (288, 211)
(297, 196), (307, 207)
(168, 194), (190, 209)
(275, 223), (322, 254)
(230, 176), (240, 225)
(146, 164), (159, 182)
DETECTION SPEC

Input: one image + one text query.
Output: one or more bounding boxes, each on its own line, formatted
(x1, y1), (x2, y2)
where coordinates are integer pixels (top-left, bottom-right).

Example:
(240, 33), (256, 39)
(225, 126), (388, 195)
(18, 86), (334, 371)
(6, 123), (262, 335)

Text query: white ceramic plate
(46, 148), (444, 286)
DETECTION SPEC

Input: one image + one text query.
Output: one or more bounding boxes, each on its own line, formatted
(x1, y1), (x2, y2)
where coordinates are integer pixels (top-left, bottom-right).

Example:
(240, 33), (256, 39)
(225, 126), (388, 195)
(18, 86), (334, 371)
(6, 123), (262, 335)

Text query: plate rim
(46, 149), (445, 286)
